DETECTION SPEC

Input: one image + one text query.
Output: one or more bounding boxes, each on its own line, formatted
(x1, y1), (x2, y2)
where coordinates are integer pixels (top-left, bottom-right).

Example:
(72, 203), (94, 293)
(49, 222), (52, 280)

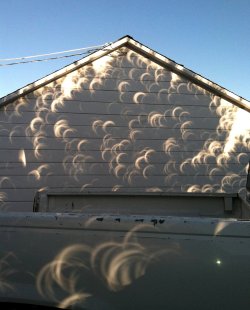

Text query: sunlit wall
(0, 46), (250, 211)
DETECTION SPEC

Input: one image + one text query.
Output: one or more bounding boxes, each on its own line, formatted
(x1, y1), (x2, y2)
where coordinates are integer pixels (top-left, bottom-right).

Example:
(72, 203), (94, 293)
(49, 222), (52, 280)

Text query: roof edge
(125, 37), (250, 112)
(1, 35), (249, 112)
(0, 36), (131, 107)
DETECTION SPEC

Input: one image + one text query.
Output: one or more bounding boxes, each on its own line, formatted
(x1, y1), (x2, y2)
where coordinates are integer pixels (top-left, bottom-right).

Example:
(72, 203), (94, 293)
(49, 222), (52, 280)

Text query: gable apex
(0, 35), (249, 112)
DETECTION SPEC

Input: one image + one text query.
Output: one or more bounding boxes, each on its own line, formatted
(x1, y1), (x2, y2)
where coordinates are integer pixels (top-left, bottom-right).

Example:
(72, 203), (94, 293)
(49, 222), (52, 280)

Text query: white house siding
(0, 46), (250, 211)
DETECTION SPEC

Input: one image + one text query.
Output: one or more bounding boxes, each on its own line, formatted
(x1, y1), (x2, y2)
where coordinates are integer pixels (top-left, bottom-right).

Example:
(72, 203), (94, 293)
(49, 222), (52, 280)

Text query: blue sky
(1, 0), (250, 100)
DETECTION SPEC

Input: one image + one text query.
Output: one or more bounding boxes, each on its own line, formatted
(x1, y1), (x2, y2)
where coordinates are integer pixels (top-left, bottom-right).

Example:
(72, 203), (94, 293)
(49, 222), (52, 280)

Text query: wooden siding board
(0, 162), (248, 176)
(2, 149), (248, 165)
(0, 174), (247, 187)
(0, 101), (218, 116)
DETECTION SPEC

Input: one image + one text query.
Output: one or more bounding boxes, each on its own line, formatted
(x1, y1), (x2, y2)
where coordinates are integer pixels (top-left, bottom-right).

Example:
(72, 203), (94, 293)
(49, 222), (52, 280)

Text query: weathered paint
(0, 212), (250, 309)
(33, 190), (247, 218)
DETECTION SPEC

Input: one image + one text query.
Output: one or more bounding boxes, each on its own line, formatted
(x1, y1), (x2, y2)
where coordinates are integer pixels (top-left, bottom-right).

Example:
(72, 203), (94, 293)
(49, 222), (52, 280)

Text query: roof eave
(0, 36), (131, 107)
(1, 35), (249, 112)
(126, 37), (250, 112)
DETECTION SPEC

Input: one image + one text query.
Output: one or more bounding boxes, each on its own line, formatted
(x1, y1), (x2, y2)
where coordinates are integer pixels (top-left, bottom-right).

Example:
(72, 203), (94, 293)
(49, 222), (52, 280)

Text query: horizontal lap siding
(0, 136), (231, 151)
(1, 150), (248, 168)
(0, 48), (249, 211)
(0, 112), (221, 128)
(0, 102), (222, 118)
(1, 174), (244, 188)
(0, 163), (247, 178)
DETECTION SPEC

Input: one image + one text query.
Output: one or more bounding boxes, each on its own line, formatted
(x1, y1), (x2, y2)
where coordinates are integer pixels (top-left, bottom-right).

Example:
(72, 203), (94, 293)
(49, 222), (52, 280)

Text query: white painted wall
(0, 47), (250, 211)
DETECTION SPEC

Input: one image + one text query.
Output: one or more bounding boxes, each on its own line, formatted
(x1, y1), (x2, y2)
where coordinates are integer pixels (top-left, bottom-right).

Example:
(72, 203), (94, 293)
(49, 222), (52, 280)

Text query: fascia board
(126, 37), (250, 112)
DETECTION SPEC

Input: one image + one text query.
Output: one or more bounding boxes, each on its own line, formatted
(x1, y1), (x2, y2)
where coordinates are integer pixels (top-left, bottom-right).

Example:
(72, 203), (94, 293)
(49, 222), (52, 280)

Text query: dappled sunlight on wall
(0, 46), (250, 210)
(180, 98), (250, 194)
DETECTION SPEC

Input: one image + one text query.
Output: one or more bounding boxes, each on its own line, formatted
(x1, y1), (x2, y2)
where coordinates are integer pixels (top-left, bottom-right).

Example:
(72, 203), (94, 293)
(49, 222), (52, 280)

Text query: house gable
(1, 35), (249, 111)
(0, 36), (250, 211)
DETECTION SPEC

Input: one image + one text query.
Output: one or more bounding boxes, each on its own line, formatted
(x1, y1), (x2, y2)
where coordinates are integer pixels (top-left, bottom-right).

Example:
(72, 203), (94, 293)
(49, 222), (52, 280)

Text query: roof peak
(0, 35), (249, 111)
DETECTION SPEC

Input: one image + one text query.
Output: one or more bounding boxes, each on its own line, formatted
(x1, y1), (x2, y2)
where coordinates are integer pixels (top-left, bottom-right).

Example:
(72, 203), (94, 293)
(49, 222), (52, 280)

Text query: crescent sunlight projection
(0, 46), (249, 210)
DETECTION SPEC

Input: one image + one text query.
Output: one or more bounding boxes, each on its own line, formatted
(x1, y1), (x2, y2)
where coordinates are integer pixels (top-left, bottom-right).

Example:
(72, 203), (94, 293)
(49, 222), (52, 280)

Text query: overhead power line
(0, 42), (112, 67)
(1, 50), (99, 67)
(0, 43), (111, 61)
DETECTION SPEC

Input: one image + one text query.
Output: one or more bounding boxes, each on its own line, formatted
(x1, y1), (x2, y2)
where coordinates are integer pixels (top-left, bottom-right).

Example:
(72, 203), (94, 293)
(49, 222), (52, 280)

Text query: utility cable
(0, 43), (111, 61)
(1, 50), (98, 67)
(0, 42), (112, 67)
